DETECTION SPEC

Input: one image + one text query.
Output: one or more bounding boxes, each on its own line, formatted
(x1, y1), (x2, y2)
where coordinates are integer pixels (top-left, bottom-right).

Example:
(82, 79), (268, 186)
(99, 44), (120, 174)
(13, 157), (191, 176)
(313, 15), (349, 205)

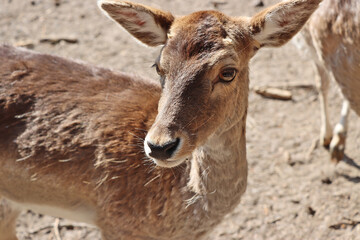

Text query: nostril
(163, 138), (180, 156)
(146, 138), (180, 160)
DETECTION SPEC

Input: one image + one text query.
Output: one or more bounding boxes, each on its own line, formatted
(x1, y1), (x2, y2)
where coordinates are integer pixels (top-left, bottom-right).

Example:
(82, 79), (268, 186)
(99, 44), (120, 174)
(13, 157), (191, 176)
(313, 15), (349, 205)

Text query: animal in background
(297, 0), (360, 162)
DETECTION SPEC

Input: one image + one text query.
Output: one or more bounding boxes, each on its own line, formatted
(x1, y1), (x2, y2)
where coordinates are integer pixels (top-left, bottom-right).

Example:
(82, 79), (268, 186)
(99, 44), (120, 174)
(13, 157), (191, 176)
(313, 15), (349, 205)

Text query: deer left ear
(249, 0), (322, 47)
(98, 0), (175, 46)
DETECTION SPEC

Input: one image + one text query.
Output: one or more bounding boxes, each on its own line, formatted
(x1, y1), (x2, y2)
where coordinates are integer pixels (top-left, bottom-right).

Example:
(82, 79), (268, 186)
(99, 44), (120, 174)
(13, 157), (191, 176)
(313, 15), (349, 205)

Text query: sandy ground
(1, 0), (360, 239)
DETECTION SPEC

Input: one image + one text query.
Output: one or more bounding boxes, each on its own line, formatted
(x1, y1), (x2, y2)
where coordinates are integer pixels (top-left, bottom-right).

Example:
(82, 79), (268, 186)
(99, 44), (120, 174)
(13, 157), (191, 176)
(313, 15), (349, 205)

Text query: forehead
(164, 11), (239, 61)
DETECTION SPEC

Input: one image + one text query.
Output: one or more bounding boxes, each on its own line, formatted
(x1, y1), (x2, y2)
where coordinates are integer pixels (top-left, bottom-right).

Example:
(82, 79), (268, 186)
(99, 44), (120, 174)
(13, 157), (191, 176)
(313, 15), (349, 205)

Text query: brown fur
(0, 0), (321, 239)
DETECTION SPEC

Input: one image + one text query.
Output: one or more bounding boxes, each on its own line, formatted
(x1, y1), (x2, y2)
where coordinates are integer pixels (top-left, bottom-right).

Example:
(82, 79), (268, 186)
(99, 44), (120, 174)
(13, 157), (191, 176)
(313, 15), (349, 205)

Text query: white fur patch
(222, 36), (233, 45)
(144, 134), (151, 157)
(9, 200), (97, 225)
(339, 100), (350, 127)
(253, 17), (281, 44)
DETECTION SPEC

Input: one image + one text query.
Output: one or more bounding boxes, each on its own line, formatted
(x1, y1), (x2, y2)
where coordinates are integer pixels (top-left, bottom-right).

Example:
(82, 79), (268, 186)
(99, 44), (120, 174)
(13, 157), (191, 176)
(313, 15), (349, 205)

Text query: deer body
(1, 45), (234, 239)
(298, 0), (360, 161)
(0, 0), (321, 239)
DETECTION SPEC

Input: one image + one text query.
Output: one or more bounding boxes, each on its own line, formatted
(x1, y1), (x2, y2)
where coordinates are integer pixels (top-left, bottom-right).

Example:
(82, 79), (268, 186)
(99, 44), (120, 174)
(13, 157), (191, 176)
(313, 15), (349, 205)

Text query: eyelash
(152, 63), (162, 75)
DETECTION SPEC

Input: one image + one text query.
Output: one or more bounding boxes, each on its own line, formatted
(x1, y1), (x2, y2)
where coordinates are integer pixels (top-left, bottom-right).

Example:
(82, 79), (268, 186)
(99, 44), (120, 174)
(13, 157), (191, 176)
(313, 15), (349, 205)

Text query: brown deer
(0, 0), (321, 239)
(297, 0), (360, 162)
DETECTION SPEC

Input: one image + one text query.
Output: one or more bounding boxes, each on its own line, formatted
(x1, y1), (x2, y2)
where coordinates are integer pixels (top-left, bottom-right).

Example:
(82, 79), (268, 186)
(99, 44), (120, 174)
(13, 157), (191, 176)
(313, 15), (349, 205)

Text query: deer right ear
(249, 0), (322, 48)
(98, 0), (175, 46)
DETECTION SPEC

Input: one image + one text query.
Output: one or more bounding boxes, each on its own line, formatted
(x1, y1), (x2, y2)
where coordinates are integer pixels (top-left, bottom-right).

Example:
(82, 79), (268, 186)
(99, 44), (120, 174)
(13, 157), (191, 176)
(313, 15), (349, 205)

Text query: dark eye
(152, 63), (162, 75)
(152, 63), (166, 88)
(219, 68), (237, 82)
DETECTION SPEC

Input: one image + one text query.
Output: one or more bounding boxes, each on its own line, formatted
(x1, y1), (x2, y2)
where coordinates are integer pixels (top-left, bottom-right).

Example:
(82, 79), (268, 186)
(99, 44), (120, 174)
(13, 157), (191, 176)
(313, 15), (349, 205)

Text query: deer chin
(152, 157), (188, 168)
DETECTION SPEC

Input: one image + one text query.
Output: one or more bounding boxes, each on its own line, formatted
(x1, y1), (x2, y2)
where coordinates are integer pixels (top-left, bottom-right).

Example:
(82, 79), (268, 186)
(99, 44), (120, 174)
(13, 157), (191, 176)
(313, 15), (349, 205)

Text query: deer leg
(329, 100), (350, 163)
(0, 197), (20, 240)
(314, 63), (333, 147)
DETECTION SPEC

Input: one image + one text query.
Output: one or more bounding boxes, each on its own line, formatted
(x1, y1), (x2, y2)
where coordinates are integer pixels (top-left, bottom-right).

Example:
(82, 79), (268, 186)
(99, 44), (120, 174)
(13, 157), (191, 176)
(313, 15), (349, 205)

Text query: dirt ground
(1, 0), (360, 239)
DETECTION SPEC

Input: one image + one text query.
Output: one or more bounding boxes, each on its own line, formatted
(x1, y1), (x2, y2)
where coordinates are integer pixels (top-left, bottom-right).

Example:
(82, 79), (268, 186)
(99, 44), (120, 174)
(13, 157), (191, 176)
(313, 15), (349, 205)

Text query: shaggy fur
(0, 0), (321, 239)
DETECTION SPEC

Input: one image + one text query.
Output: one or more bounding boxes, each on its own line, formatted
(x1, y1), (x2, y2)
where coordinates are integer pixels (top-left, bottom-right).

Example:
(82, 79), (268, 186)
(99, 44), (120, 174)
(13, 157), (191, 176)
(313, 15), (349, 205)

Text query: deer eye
(219, 68), (237, 82)
(152, 63), (162, 76)
(152, 63), (166, 88)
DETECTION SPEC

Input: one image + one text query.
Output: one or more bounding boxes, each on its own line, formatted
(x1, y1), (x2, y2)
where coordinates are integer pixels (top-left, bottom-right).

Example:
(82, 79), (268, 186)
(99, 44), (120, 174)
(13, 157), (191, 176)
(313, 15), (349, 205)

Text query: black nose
(147, 138), (180, 160)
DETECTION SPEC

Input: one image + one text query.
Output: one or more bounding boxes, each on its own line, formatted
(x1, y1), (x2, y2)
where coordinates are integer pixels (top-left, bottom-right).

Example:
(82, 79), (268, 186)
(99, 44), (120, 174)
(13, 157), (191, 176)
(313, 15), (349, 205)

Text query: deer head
(98, 0), (321, 168)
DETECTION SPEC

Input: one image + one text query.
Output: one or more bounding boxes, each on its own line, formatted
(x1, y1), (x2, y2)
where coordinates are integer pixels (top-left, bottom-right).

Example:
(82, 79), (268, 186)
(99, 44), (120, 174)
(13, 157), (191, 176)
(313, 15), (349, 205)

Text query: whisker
(144, 174), (161, 187)
(128, 131), (145, 141)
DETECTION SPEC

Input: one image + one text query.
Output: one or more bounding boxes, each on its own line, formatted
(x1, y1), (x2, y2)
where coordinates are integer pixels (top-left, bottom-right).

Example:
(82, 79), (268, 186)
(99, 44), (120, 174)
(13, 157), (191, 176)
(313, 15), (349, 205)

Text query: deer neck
(186, 115), (247, 215)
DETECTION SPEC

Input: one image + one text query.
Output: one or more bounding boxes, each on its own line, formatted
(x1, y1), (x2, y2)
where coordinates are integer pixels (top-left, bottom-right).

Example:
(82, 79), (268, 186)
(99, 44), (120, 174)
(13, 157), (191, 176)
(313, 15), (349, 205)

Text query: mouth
(152, 157), (187, 168)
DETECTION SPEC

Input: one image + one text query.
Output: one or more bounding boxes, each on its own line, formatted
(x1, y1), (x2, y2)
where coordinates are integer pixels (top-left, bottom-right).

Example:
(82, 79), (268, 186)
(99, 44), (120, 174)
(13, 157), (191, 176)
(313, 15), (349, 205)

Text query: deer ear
(98, 0), (175, 46)
(249, 0), (321, 47)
